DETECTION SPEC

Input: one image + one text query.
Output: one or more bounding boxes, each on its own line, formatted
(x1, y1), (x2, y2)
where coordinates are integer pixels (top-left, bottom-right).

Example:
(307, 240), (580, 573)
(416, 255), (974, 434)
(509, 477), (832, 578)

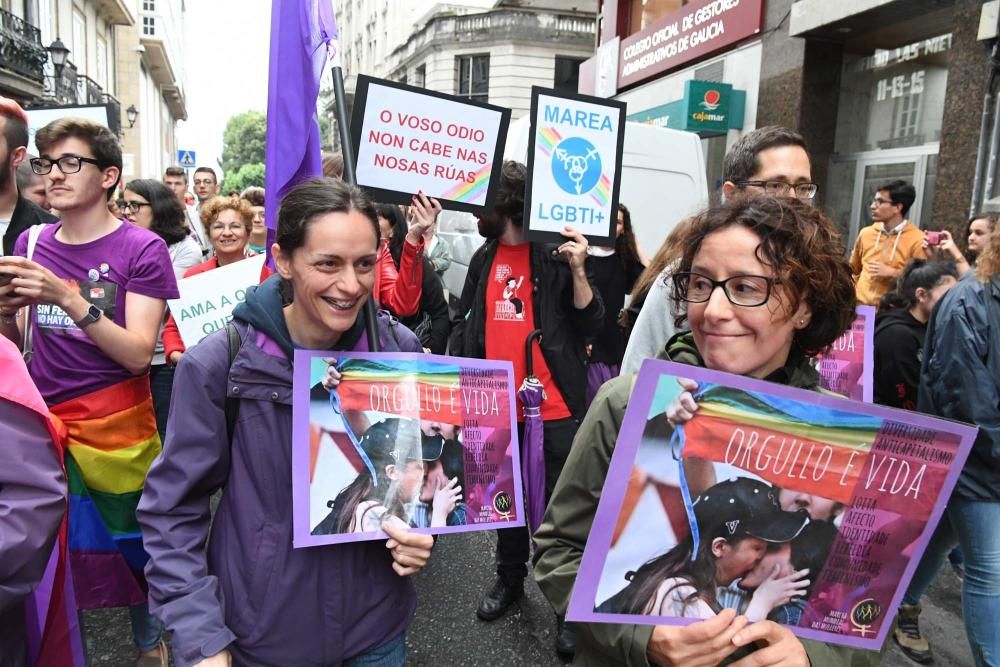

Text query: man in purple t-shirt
(0, 118), (178, 666)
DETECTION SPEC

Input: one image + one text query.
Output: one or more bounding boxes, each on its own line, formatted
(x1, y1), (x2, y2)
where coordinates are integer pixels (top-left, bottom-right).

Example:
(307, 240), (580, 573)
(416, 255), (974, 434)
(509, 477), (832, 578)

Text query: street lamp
(126, 105), (139, 128)
(47, 38), (70, 77)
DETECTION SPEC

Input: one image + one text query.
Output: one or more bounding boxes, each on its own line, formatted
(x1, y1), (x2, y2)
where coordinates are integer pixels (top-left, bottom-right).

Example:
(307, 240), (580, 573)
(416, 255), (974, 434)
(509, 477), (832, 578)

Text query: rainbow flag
(535, 126), (563, 157)
(330, 358), (462, 425)
(50, 375), (160, 609)
(679, 385), (880, 504)
(440, 164), (492, 204)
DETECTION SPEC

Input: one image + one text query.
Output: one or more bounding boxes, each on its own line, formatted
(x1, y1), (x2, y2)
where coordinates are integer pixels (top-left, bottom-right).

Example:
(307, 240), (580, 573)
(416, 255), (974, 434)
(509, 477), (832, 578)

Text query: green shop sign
(627, 80), (745, 137)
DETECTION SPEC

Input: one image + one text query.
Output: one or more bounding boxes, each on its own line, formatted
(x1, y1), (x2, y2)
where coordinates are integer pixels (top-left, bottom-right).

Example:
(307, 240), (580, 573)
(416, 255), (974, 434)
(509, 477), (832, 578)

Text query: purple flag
(264, 0), (337, 253)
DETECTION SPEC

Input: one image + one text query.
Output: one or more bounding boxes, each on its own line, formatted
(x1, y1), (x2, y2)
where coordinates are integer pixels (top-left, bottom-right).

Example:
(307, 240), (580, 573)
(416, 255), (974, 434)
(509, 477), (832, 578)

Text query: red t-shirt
(484, 243), (571, 422)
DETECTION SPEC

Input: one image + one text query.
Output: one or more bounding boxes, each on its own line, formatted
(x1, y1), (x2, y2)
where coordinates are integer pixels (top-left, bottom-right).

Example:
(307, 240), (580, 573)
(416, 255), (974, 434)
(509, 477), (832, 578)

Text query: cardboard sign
(815, 306), (875, 402)
(166, 255), (266, 348)
(350, 75), (511, 213)
(523, 87), (626, 246)
(568, 359), (976, 650)
(292, 352), (525, 547)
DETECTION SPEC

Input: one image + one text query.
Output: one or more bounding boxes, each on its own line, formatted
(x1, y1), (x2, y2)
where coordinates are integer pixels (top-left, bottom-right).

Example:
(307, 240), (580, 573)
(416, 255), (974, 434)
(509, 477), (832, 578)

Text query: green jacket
(532, 334), (886, 666)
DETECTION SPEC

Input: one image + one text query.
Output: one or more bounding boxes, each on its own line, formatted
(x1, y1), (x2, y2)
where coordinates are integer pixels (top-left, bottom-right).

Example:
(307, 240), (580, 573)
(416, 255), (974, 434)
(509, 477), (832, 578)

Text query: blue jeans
(902, 498), (1000, 666)
(149, 363), (175, 442)
(343, 631), (406, 667)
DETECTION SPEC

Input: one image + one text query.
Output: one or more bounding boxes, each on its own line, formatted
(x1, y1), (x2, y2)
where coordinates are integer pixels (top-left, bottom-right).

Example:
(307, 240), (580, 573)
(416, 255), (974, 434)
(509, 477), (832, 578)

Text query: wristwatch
(74, 303), (104, 329)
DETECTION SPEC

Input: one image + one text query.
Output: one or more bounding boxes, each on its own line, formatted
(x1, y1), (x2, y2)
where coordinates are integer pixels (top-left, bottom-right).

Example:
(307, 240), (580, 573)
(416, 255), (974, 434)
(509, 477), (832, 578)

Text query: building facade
(0, 0), (184, 183)
(332, 0), (597, 146)
(582, 0), (990, 245)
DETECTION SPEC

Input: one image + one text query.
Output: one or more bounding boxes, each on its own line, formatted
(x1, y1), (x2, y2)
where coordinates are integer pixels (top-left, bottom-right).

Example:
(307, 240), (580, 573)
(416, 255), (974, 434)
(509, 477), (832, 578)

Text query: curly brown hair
(976, 221), (1000, 282)
(669, 196), (856, 356)
(200, 195), (253, 236)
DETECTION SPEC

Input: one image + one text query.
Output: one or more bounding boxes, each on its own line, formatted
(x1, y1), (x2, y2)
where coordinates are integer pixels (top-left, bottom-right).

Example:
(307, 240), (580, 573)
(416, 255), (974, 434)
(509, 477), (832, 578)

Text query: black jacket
(449, 240), (604, 420)
(397, 257), (450, 355)
(873, 308), (925, 410)
(919, 275), (1000, 500)
(2, 195), (57, 256)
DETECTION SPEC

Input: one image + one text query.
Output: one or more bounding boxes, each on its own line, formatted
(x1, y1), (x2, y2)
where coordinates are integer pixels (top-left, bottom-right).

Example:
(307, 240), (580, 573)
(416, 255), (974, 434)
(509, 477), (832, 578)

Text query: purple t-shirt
(14, 221), (179, 405)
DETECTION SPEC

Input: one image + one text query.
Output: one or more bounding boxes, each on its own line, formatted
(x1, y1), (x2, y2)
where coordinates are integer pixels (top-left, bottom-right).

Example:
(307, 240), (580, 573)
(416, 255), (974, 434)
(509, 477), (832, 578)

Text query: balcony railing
(43, 60), (78, 105)
(77, 74), (104, 105)
(0, 7), (47, 83)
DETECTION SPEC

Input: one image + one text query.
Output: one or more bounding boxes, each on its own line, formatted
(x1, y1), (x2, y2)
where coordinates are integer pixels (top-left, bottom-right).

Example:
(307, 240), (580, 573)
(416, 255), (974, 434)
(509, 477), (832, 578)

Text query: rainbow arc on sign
(441, 164), (492, 203)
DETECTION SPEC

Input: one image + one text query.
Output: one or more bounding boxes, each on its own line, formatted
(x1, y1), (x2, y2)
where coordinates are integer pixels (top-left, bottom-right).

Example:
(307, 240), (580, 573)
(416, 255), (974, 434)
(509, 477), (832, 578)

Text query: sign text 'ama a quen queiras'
(618, 0), (764, 89)
(350, 75), (511, 213)
(523, 88), (626, 247)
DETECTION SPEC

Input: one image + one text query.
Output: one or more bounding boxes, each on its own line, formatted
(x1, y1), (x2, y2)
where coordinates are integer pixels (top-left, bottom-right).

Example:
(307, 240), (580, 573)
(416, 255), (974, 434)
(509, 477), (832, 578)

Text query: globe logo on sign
(552, 136), (602, 195)
(701, 89), (722, 111)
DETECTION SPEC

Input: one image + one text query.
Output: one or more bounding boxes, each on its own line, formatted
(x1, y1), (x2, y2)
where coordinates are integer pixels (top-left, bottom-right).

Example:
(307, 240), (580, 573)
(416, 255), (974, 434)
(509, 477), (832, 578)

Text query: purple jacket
(0, 399), (66, 666)
(138, 278), (422, 666)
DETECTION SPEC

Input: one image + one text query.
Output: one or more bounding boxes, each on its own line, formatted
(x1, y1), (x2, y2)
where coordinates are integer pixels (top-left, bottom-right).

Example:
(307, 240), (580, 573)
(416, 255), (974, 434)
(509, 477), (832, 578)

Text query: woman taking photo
(534, 196), (879, 667)
(137, 178), (433, 666)
(377, 202), (450, 353)
(161, 196), (271, 365)
(121, 178), (202, 440)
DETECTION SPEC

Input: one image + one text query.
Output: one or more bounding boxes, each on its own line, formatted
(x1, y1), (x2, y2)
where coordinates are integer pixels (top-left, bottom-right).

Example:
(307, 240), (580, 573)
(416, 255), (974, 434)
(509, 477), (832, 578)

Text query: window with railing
(456, 54), (489, 104)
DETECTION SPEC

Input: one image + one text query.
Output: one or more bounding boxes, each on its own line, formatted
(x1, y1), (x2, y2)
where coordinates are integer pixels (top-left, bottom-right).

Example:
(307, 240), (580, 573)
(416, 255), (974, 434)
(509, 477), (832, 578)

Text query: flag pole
(329, 52), (380, 351)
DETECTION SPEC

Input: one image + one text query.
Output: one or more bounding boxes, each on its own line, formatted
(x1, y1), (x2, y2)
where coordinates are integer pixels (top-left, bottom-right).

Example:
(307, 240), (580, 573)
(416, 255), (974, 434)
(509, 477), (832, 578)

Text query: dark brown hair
(35, 117), (122, 199)
(240, 186), (265, 207)
(669, 196), (856, 356)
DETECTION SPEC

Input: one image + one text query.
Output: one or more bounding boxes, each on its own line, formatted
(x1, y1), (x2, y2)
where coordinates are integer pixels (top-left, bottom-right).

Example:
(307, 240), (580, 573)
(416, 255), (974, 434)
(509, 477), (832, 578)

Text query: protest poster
(815, 306), (875, 402)
(523, 86), (626, 247)
(568, 358), (976, 650)
(292, 351), (524, 547)
(166, 254), (266, 348)
(350, 75), (511, 213)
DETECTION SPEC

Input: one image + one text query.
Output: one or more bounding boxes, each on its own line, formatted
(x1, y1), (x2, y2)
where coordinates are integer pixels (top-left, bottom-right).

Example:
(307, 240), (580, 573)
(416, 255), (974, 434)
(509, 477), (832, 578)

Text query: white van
(437, 117), (710, 306)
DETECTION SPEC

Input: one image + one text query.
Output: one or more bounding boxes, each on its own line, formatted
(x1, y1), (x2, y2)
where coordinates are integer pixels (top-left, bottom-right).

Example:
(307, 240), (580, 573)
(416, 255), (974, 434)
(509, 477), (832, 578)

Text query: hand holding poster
(350, 75), (511, 212)
(166, 254), (267, 348)
(569, 359), (976, 650)
(815, 306), (875, 402)
(524, 87), (626, 246)
(292, 351), (524, 546)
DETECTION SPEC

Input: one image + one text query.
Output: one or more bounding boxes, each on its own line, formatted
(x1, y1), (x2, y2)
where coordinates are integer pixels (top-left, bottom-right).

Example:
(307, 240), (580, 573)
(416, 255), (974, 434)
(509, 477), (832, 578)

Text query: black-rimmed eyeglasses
(736, 180), (818, 200)
(672, 271), (777, 307)
(118, 201), (150, 213)
(30, 155), (104, 175)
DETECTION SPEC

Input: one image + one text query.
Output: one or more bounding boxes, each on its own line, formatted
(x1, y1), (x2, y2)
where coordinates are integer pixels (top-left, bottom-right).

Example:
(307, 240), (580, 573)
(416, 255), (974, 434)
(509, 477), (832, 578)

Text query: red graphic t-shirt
(484, 243), (571, 422)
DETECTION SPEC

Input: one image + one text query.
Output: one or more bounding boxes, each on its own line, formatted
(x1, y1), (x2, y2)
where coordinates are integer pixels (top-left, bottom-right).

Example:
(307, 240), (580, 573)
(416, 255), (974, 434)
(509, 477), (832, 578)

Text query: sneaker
(893, 603), (933, 664)
(476, 576), (524, 621)
(135, 639), (169, 667)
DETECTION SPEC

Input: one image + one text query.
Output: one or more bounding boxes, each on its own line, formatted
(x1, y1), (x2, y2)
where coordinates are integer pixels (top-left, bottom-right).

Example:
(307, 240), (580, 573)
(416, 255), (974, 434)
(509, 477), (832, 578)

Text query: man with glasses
(164, 165), (210, 257)
(0, 97), (56, 256)
(0, 118), (179, 666)
(850, 180), (926, 307)
(192, 166), (220, 204)
(621, 126), (818, 375)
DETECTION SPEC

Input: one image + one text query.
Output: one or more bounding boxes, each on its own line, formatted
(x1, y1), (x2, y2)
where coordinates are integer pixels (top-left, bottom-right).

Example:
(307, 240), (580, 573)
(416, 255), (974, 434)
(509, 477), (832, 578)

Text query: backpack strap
(225, 322), (242, 443)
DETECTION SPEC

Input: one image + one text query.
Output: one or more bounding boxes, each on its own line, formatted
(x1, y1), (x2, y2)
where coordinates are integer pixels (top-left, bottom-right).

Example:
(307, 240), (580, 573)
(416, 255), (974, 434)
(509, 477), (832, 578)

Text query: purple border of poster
(567, 358), (976, 651)
(291, 350), (525, 547)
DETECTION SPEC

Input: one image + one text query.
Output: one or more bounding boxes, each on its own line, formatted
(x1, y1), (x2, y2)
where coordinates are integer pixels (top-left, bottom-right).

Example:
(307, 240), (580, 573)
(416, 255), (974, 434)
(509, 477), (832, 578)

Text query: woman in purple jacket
(137, 178), (433, 667)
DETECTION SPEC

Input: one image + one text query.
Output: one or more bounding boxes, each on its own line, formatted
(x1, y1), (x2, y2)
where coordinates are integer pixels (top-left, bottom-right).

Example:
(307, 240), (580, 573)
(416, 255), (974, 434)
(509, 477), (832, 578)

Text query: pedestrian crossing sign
(177, 150), (196, 168)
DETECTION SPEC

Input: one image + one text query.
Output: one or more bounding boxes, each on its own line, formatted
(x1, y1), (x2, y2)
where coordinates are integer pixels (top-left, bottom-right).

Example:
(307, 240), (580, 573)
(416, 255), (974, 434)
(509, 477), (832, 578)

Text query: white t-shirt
(0, 218), (9, 255)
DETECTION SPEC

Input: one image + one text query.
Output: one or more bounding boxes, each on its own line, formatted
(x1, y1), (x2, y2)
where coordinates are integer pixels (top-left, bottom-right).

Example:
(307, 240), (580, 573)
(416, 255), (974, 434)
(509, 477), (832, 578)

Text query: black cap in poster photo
(693, 477), (810, 543)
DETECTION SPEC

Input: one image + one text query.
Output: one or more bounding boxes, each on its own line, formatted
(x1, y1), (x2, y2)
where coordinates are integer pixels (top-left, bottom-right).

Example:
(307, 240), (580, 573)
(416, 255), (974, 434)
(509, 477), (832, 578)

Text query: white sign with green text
(167, 254), (266, 348)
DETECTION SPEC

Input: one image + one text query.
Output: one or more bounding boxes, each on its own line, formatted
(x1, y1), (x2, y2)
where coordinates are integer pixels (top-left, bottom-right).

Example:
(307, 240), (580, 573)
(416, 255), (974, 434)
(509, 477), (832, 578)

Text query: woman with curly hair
(161, 196), (272, 366)
(534, 196), (879, 667)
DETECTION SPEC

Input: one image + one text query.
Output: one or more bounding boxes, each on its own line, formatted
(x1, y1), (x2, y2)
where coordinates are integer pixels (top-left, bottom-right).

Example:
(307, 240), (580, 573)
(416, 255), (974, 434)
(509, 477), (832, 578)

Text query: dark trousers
(496, 416), (580, 583)
(149, 363), (175, 442)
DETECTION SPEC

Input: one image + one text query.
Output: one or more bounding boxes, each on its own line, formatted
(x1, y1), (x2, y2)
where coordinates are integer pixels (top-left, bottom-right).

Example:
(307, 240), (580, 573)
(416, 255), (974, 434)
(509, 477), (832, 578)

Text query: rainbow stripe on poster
(50, 375), (159, 610)
(440, 164), (492, 203)
(590, 173), (612, 207)
(536, 126), (564, 157)
(680, 385), (881, 504)
(318, 358), (464, 425)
